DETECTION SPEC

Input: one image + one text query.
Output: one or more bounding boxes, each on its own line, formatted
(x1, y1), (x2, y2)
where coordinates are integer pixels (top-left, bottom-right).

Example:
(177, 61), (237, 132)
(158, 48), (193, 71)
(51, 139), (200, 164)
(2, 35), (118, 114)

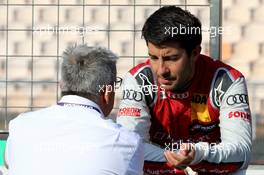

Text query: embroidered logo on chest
(191, 93), (211, 123)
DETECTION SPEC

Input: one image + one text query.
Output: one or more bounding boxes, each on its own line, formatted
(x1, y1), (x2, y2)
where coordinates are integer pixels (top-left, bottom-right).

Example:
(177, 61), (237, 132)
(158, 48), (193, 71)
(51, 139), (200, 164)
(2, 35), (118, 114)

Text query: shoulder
(128, 59), (155, 86)
(129, 59), (152, 76)
(199, 54), (243, 79)
(202, 55), (245, 108)
(9, 106), (56, 132)
(123, 59), (157, 106)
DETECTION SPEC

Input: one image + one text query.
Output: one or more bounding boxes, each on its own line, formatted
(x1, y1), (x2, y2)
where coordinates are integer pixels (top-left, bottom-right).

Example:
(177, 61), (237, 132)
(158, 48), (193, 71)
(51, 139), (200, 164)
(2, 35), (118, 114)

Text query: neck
(172, 61), (196, 93)
(96, 99), (106, 117)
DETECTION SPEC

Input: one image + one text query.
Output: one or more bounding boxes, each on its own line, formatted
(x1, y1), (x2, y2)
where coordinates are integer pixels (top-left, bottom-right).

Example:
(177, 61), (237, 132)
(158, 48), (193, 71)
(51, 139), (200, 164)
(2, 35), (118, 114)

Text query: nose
(157, 59), (169, 77)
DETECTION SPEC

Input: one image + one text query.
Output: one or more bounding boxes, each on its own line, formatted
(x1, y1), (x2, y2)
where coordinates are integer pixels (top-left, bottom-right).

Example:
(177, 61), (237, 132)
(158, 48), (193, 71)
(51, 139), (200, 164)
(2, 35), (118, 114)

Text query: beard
(168, 71), (193, 92)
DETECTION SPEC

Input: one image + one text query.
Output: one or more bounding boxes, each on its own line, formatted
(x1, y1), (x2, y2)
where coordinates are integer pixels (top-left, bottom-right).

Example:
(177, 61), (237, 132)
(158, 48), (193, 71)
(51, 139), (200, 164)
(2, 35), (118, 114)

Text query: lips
(158, 78), (171, 85)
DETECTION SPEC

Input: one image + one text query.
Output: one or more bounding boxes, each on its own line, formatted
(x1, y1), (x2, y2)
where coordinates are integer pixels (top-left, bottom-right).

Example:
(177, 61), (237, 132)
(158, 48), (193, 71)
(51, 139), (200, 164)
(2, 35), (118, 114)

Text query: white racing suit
(117, 54), (252, 175)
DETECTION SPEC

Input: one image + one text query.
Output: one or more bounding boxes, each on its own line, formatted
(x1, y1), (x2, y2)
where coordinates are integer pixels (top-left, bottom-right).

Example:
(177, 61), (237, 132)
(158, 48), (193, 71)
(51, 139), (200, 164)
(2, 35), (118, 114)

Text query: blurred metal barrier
(209, 0), (222, 60)
(0, 0), (215, 130)
(247, 81), (264, 165)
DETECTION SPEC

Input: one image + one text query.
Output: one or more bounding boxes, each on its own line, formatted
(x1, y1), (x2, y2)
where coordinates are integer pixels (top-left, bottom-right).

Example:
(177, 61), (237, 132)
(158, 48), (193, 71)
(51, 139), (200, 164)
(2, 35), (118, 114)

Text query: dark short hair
(142, 6), (202, 55)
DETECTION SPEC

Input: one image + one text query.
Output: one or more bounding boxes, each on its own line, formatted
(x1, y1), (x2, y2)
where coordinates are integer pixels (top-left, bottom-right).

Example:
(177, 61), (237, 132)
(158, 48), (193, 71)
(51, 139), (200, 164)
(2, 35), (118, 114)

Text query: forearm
(144, 142), (166, 162)
(190, 141), (251, 173)
(144, 142), (197, 175)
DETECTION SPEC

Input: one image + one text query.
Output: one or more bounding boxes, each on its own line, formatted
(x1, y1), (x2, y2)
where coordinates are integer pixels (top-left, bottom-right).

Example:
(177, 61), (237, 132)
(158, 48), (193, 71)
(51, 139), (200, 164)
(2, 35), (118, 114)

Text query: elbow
(241, 143), (252, 169)
(227, 141), (252, 169)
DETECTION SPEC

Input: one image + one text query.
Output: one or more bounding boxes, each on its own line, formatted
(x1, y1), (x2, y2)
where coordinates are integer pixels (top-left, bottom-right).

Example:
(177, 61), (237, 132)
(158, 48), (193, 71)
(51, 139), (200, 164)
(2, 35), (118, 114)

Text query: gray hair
(61, 44), (118, 96)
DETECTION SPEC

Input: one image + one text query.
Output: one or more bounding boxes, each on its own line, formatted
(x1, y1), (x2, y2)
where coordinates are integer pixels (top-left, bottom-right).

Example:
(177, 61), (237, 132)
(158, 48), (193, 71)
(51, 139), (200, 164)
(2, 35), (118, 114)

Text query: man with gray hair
(5, 44), (144, 175)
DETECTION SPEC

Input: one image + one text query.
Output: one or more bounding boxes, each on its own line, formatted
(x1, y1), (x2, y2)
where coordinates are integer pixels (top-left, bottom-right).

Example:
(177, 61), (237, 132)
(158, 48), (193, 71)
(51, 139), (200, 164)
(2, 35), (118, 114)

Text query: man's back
(6, 95), (144, 175)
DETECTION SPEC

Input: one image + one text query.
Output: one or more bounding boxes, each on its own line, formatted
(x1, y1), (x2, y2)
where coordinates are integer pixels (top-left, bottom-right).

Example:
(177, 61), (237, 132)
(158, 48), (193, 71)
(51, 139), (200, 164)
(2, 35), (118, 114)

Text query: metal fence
(0, 0), (214, 130)
(248, 82), (264, 164)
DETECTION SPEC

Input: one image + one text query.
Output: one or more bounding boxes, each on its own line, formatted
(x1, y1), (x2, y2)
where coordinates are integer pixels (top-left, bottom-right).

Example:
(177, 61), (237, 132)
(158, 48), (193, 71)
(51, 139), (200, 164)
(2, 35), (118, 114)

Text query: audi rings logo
(226, 94), (248, 105)
(122, 89), (143, 102)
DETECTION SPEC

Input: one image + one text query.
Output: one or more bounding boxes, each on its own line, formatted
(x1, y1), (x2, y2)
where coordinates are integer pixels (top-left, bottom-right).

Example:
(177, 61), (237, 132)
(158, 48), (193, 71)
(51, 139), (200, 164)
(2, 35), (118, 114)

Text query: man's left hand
(164, 143), (195, 167)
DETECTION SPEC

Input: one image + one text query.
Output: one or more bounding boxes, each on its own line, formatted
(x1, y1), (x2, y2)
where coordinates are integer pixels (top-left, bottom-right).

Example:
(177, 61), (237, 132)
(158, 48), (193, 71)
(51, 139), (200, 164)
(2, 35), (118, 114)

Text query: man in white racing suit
(117, 6), (252, 175)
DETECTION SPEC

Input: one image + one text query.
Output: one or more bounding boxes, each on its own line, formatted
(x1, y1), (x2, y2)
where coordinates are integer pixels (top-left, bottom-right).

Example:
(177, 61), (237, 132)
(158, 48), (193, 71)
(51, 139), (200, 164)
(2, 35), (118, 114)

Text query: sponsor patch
(211, 68), (234, 108)
(226, 94), (248, 106)
(191, 93), (211, 123)
(228, 111), (251, 121)
(122, 89), (143, 102)
(192, 94), (207, 104)
(190, 123), (218, 132)
(167, 91), (189, 99)
(118, 107), (141, 117)
(134, 67), (156, 106)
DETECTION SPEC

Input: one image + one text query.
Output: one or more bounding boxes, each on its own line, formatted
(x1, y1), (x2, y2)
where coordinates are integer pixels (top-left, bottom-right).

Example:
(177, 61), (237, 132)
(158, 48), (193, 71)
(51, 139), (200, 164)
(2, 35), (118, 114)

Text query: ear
(59, 80), (64, 90)
(192, 45), (201, 57)
(190, 46), (201, 63)
(100, 85), (113, 105)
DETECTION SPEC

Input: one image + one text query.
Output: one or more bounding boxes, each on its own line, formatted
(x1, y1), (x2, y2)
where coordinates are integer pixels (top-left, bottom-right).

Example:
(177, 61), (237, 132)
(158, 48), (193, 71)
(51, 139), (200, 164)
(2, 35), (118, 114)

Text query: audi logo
(122, 89), (143, 102)
(167, 92), (189, 99)
(226, 94), (248, 105)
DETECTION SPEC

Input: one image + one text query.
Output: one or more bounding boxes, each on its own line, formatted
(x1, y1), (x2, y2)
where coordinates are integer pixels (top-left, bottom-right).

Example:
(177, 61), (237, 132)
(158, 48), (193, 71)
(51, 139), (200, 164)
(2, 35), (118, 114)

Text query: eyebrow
(163, 54), (179, 58)
(148, 53), (158, 58)
(148, 53), (179, 58)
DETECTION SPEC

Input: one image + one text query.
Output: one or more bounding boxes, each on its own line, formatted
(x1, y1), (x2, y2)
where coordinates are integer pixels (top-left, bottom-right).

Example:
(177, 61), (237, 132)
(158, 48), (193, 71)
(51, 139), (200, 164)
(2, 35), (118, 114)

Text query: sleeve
(116, 71), (151, 140)
(190, 77), (252, 174)
(117, 72), (166, 161)
(126, 136), (144, 175)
